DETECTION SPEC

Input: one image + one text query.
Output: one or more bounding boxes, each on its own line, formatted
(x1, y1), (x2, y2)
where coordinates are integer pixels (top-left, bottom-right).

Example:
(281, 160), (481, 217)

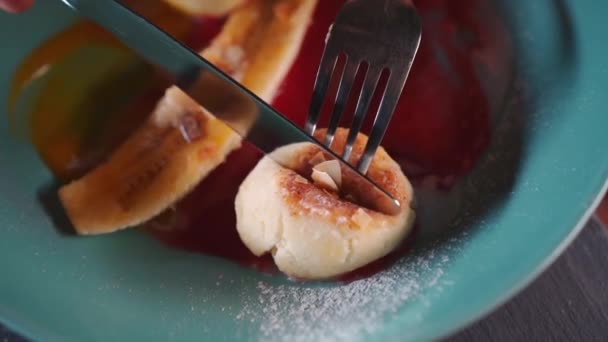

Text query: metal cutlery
(306, 0), (421, 174)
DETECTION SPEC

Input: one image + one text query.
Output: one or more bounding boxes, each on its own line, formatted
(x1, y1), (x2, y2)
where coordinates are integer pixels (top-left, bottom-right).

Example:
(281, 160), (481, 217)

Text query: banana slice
(59, 0), (318, 235)
(165, 0), (244, 16)
(235, 128), (416, 279)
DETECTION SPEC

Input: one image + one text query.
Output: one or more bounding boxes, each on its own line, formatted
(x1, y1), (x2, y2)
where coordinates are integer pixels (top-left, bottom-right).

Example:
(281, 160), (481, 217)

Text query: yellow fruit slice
(165, 0), (244, 16)
(59, 0), (318, 235)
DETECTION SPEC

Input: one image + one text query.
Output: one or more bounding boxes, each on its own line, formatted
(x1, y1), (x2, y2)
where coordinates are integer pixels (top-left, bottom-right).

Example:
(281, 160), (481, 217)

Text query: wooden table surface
(2, 214), (608, 341)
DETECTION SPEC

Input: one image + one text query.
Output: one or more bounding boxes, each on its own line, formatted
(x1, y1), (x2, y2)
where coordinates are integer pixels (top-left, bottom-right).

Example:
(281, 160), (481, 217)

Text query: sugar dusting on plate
(236, 243), (457, 342)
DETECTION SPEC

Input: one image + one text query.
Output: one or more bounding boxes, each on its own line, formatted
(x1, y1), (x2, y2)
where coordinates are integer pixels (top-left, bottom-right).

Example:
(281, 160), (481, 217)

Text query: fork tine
(324, 58), (359, 147)
(305, 46), (339, 135)
(357, 72), (407, 174)
(342, 66), (382, 162)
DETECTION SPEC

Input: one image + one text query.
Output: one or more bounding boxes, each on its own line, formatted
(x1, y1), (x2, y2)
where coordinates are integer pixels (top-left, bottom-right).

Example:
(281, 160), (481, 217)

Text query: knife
(59, 0), (401, 214)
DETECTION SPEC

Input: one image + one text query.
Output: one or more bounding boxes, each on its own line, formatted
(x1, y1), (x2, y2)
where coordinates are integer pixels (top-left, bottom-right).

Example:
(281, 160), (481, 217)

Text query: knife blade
(59, 0), (401, 214)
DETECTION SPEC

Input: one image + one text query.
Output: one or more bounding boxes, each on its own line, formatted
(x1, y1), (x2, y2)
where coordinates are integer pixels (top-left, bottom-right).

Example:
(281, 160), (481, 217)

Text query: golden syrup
(8, 0), (199, 181)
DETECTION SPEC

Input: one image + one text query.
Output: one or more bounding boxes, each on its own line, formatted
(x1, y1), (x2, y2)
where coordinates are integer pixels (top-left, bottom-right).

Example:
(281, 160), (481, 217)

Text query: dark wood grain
(0, 324), (23, 342)
(2, 219), (608, 342)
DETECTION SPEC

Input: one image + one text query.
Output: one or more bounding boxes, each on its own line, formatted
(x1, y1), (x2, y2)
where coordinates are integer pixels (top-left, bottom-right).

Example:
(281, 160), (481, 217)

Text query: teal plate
(1, 0), (608, 341)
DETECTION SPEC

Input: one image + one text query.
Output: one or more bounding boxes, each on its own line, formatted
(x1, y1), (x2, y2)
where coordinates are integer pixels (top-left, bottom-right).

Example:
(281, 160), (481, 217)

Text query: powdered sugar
(236, 244), (456, 341)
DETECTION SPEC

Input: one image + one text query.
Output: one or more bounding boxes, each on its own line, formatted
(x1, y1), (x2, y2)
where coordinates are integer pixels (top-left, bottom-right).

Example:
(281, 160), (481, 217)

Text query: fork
(305, 0), (421, 174)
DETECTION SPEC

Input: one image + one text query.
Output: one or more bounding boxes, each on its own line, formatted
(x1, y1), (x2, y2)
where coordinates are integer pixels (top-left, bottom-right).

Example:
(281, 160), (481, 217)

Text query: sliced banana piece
(165, 0), (244, 16)
(235, 128), (416, 279)
(60, 0), (318, 235)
